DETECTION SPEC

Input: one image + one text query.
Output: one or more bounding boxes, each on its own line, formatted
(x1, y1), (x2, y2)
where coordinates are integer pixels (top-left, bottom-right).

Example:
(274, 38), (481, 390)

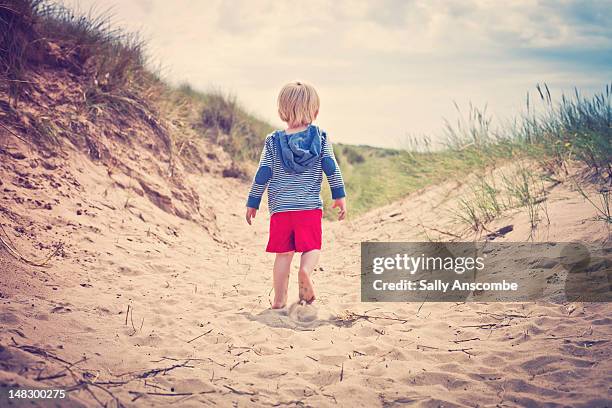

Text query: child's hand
(245, 207), (257, 225)
(332, 198), (347, 221)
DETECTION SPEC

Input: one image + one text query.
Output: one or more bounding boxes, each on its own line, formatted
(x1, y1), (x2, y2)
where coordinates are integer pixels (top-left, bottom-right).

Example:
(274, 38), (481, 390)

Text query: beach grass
(323, 84), (610, 220)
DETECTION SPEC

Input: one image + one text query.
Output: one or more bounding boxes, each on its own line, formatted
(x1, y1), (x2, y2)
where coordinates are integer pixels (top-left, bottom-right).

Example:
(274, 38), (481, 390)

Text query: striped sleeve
(321, 132), (346, 199)
(246, 136), (274, 209)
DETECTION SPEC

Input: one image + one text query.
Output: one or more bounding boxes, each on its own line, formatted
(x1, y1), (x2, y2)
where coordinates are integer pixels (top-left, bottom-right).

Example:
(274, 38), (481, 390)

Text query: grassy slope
(324, 143), (518, 217)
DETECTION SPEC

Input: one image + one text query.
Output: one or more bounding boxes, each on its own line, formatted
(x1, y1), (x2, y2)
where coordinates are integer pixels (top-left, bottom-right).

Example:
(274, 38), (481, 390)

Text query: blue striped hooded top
(246, 124), (346, 214)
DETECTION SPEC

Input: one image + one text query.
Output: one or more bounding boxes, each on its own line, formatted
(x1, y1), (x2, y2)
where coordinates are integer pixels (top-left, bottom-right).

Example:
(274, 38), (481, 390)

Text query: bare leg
(298, 249), (320, 303)
(272, 251), (294, 309)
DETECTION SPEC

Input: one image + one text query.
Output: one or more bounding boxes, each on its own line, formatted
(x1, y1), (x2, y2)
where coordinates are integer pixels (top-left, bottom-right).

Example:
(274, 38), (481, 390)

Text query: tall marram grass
(0, 0), (172, 153)
(436, 84), (611, 180)
(0, 0), (272, 166)
(39, 2), (148, 91)
(0, 0), (151, 105)
(516, 83), (612, 179)
(178, 85), (274, 162)
(0, 1), (41, 101)
(330, 83), (610, 221)
(453, 164), (550, 234)
(440, 83), (610, 232)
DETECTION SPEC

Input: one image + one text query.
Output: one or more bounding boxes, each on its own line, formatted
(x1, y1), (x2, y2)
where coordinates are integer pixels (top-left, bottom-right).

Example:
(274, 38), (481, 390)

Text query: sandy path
(1, 152), (611, 407)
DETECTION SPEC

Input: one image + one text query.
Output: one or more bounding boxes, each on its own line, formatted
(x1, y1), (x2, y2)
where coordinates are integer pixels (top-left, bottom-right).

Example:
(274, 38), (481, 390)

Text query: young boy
(245, 81), (347, 309)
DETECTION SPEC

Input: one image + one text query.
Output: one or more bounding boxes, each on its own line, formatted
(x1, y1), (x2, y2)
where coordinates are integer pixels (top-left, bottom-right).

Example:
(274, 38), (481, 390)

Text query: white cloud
(66, 0), (611, 147)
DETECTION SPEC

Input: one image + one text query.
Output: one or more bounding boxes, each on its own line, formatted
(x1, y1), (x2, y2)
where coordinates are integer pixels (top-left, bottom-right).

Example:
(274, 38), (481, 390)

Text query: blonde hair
(277, 81), (320, 127)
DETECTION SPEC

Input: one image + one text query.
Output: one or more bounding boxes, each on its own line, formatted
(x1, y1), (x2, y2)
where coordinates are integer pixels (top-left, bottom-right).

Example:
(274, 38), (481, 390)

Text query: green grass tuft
(178, 85), (273, 162)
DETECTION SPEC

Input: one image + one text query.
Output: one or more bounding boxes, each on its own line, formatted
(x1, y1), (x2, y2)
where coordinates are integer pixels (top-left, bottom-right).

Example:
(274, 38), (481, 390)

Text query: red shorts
(266, 209), (322, 253)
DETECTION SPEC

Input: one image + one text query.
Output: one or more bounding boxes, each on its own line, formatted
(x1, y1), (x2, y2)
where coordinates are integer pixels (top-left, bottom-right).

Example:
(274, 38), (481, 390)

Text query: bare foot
(271, 283), (289, 310)
(271, 293), (287, 309)
(298, 270), (316, 304)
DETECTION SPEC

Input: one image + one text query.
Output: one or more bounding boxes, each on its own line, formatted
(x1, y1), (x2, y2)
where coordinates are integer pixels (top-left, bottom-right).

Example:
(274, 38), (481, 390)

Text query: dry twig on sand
(0, 223), (63, 266)
(11, 336), (222, 406)
(187, 328), (213, 343)
(460, 322), (511, 330)
(452, 337), (480, 343)
(334, 310), (409, 326)
(223, 385), (256, 396)
(0, 122), (28, 144)
(475, 311), (530, 320)
(128, 390), (193, 402)
(138, 361), (194, 379)
(417, 344), (475, 356)
(416, 222), (463, 239)
(11, 339), (126, 407)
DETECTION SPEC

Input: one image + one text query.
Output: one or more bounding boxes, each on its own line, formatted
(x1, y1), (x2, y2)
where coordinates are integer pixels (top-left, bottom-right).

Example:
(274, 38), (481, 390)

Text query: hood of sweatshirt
(276, 124), (322, 174)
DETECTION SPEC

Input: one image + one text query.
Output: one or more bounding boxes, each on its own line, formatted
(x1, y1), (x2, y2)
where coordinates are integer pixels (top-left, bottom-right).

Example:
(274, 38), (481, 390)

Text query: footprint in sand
(287, 301), (318, 323)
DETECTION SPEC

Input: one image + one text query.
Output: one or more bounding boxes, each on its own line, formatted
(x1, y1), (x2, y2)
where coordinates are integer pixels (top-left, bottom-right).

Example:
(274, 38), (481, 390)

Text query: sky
(67, 0), (611, 148)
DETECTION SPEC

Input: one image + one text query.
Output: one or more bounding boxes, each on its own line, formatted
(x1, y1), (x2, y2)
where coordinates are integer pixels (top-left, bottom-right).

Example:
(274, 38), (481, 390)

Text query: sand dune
(0, 140), (610, 407)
